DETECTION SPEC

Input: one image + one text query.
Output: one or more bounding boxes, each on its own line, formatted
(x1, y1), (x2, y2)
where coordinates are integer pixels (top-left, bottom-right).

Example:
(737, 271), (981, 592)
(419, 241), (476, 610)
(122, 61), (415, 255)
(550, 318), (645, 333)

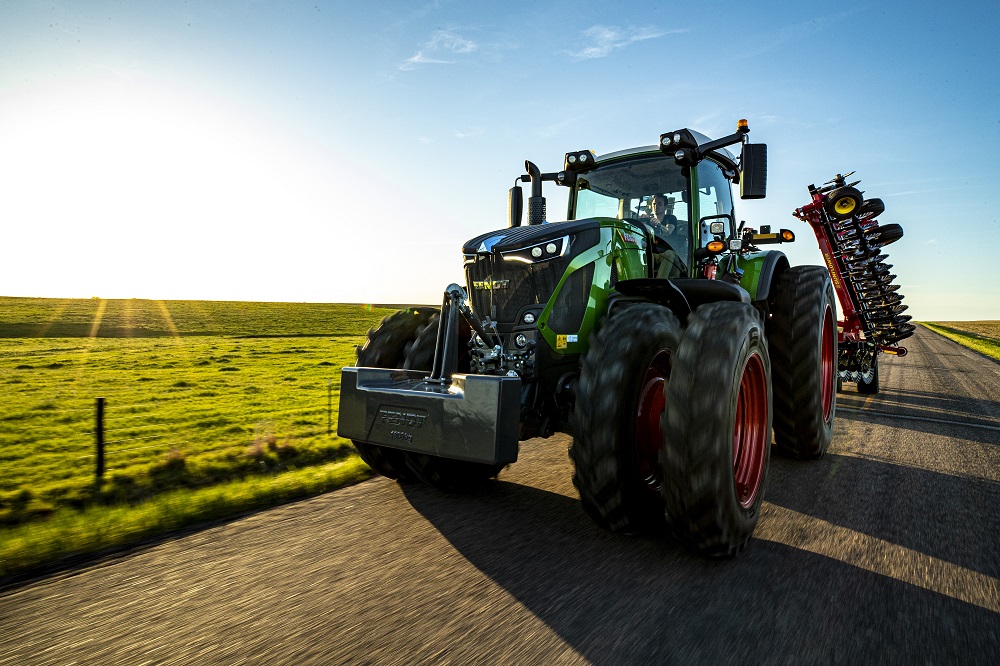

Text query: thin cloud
(399, 29), (478, 70)
(741, 9), (864, 58)
(566, 25), (684, 60)
(427, 30), (477, 54)
(399, 51), (453, 71)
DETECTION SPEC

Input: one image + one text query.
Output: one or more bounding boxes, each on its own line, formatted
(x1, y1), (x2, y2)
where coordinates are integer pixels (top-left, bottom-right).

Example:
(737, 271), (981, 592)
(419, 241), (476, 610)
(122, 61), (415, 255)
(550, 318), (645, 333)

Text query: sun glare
(0, 79), (375, 301)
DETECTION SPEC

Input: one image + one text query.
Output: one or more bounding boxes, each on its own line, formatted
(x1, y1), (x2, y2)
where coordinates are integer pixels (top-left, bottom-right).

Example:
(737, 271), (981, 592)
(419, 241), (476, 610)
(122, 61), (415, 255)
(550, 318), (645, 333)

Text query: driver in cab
(643, 194), (688, 278)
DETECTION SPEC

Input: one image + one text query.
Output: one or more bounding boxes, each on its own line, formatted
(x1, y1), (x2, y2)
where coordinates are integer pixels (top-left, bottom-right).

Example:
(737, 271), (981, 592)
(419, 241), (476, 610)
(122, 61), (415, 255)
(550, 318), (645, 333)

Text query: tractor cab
(507, 120), (772, 284)
(566, 146), (740, 279)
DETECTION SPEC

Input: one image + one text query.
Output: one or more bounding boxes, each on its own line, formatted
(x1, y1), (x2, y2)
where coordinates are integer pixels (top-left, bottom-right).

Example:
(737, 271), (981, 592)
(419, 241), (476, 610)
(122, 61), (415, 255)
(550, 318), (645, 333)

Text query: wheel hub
(635, 350), (671, 490)
(733, 352), (768, 508)
(821, 304), (835, 422)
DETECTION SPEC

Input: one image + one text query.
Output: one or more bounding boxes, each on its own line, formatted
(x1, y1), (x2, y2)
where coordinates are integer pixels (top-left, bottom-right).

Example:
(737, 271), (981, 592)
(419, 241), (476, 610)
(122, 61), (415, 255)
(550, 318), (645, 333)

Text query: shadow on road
(837, 387), (1000, 445)
(766, 454), (1000, 578)
(401, 471), (999, 663)
(836, 407), (1000, 446)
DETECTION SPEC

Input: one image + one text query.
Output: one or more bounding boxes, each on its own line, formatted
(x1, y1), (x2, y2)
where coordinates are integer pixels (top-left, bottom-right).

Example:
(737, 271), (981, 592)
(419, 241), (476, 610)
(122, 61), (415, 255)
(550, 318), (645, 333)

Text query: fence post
(95, 397), (105, 481)
(327, 379), (332, 434)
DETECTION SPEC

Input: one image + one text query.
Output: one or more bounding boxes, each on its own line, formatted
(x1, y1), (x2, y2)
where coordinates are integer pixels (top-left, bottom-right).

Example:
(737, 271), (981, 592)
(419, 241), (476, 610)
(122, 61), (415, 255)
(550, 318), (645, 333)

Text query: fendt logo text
(472, 279), (510, 290)
(379, 408), (428, 428)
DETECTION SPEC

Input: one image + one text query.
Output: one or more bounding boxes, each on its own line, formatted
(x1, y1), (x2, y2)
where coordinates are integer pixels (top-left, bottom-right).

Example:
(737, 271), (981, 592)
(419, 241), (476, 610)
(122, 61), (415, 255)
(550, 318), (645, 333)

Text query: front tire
(570, 303), (682, 534)
(770, 266), (838, 459)
(660, 302), (772, 557)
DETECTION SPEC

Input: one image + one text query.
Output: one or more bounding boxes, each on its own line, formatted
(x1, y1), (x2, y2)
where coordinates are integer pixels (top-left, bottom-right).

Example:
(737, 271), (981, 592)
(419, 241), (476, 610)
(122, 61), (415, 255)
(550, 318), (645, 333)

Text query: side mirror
(508, 185), (523, 227)
(740, 143), (767, 199)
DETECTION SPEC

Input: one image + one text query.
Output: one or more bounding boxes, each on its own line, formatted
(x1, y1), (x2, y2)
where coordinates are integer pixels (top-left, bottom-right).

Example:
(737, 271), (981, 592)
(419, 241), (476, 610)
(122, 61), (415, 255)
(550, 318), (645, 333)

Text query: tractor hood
(463, 218), (602, 255)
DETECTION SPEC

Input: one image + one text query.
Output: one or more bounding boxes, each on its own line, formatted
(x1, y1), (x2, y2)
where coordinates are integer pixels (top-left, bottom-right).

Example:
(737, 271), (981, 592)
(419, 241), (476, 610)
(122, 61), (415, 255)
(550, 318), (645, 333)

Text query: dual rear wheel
(570, 301), (772, 557)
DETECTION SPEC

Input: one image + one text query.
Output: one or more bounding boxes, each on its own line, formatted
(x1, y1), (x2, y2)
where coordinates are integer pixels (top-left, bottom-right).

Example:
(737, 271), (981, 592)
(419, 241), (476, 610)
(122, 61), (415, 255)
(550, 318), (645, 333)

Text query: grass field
(921, 321), (1000, 362)
(0, 297), (419, 578)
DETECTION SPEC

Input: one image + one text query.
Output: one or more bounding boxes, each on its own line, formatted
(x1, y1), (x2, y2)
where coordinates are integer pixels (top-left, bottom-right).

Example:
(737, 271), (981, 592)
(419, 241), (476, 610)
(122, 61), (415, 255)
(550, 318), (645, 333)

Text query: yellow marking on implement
(556, 335), (568, 349)
(823, 252), (841, 289)
(758, 503), (1000, 613)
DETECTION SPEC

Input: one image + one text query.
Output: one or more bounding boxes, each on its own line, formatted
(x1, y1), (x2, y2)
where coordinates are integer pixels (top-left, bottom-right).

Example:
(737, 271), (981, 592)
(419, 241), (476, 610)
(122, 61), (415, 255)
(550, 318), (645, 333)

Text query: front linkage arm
(428, 284), (500, 383)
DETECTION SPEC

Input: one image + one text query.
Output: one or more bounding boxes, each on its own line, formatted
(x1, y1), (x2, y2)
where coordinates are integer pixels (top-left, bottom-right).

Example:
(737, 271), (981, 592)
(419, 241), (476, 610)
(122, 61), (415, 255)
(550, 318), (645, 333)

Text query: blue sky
(1, 1), (997, 319)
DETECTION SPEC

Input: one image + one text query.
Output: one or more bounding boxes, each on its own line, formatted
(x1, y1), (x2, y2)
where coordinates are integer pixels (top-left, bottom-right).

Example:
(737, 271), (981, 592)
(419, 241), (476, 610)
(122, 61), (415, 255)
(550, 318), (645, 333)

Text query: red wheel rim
(733, 352), (768, 509)
(820, 304), (835, 422)
(635, 350), (671, 490)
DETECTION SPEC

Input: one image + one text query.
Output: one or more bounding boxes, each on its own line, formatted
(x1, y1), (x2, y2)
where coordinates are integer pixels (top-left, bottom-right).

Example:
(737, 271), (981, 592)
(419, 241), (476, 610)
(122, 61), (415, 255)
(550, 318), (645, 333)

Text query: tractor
(339, 119), (839, 557)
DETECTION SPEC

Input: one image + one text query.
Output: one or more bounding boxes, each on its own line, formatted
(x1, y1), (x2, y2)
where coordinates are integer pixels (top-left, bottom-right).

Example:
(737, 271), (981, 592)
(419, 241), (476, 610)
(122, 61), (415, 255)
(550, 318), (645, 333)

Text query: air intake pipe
(525, 160), (545, 225)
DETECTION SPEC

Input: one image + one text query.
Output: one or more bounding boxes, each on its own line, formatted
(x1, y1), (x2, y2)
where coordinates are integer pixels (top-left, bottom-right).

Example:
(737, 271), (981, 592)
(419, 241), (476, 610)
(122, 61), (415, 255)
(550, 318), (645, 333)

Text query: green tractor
(339, 120), (837, 557)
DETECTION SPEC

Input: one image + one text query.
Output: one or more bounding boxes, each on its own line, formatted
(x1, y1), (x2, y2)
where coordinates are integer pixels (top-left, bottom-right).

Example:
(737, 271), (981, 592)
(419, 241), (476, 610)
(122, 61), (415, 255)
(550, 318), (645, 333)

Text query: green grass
(921, 322), (1000, 362)
(0, 296), (414, 338)
(0, 296), (430, 579)
(0, 458), (372, 578)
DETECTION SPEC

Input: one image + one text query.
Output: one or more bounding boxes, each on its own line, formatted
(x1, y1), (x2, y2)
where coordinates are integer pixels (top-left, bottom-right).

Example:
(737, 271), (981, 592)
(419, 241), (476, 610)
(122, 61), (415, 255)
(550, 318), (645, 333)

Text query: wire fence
(0, 380), (343, 488)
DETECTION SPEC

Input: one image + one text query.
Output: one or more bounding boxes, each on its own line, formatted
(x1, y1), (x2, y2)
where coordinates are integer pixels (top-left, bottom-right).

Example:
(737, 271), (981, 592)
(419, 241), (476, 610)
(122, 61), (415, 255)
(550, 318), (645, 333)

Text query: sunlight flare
(88, 299), (107, 338)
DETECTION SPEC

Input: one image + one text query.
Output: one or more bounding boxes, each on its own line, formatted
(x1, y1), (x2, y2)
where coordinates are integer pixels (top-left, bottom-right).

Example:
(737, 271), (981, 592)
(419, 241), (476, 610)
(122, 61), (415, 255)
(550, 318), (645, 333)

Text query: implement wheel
(857, 359), (880, 394)
(857, 197), (885, 220)
(824, 186), (863, 220)
(400, 315), (504, 492)
(660, 302), (771, 557)
(770, 266), (838, 459)
(352, 308), (437, 481)
(570, 303), (682, 534)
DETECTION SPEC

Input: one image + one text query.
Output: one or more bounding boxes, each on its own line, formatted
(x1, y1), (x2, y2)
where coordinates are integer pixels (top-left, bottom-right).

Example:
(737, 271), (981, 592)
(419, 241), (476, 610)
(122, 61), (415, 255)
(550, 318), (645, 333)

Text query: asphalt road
(2, 326), (998, 664)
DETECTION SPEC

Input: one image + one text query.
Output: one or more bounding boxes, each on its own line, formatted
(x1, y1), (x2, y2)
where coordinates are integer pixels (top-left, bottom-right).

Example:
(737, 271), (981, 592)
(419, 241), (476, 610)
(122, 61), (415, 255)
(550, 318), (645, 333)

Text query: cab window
(696, 160), (735, 246)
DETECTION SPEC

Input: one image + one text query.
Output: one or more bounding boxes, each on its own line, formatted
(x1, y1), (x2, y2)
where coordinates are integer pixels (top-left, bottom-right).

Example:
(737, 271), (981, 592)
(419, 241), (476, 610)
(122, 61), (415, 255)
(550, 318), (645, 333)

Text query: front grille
(463, 221), (601, 325)
(466, 254), (572, 323)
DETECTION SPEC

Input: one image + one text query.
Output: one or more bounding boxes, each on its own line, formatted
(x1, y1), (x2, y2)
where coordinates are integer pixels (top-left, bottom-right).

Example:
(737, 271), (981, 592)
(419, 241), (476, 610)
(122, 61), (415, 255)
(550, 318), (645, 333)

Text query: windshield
(573, 155), (689, 221)
(573, 154), (691, 278)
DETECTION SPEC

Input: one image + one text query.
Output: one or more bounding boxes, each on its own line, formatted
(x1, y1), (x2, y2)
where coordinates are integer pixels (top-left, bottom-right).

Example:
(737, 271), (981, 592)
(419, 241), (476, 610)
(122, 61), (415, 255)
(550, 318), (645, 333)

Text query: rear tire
(660, 302), (772, 557)
(401, 314), (503, 492)
(770, 266), (838, 459)
(570, 303), (682, 534)
(352, 308), (438, 481)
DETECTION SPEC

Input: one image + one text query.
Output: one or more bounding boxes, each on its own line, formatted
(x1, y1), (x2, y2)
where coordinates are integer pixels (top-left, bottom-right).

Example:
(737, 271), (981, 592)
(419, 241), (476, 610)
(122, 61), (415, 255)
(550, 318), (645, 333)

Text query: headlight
(502, 236), (568, 263)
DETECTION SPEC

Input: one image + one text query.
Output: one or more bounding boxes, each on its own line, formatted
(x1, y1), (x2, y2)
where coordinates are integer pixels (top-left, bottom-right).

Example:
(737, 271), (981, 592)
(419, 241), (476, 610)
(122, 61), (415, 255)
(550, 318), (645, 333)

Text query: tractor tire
(660, 302), (771, 557)
(570, 303), (682, 534)
(824, 186), (864, 220)
(857, 198), (885, 220)
(857, 359), (880, 394)
(357, 308), (438, 369)
(402, 313), (472, 372)
(770, 266), (838, 459)
(351, 308), (438, 481)
(400, 314), (503, 492)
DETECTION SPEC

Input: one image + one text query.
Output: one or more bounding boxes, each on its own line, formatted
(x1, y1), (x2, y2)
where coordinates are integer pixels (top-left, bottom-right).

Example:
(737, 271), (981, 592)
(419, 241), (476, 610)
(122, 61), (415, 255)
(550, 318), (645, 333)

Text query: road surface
(1, 326), (998, 664)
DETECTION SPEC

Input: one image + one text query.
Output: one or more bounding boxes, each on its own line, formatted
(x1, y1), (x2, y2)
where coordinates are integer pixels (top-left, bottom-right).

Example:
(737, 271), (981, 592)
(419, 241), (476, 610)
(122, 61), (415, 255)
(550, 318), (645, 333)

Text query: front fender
(738, 251), (789, 301)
